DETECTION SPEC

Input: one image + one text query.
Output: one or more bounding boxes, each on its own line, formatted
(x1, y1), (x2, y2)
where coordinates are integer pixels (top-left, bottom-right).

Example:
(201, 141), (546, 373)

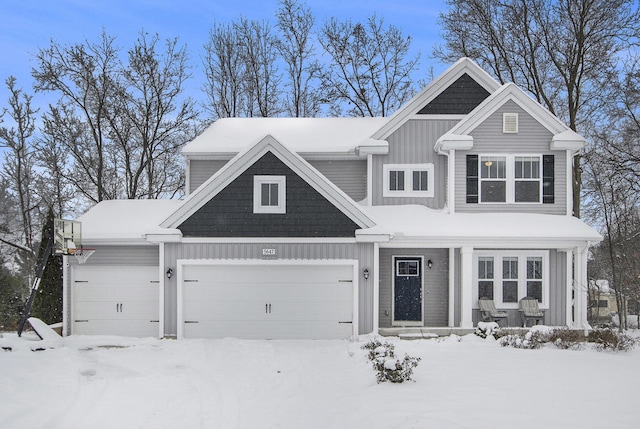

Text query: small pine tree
(31, 208), (63, 324)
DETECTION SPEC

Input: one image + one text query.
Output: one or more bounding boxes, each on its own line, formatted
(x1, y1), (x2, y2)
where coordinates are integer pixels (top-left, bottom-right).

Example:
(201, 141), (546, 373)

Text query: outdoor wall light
(166, 268), (173, 279)
(363, 268), (370, 280)
(427, 259), (433, 269)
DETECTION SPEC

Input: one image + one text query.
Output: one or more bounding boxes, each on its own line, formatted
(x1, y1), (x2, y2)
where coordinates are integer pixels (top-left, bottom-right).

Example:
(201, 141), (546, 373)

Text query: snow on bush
(474, 322), (500, 339)
(588, 328), (638, 352)
(361, 339), (421, 383)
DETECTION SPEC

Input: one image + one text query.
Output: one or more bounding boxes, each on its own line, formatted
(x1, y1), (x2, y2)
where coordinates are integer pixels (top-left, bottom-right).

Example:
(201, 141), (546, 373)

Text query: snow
(182, 117), (388, 155)
(1, 332), (639, 428)
(358, 205), (602, 243)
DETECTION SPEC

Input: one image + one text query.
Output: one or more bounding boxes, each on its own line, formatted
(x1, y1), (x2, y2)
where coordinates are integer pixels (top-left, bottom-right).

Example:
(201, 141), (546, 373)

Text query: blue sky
(0, 0), (448, 107)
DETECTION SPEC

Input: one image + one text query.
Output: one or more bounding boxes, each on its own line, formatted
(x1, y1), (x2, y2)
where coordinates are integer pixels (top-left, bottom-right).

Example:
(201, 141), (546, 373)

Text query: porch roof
(357, 205), (602, 247)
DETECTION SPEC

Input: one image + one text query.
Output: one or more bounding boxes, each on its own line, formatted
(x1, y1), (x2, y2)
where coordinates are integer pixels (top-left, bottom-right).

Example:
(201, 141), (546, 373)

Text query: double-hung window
(476, 154), (544, 203)
(474, 251), (549, 308)
(384, 164), (434, 198)
(253, 175), (286, 214)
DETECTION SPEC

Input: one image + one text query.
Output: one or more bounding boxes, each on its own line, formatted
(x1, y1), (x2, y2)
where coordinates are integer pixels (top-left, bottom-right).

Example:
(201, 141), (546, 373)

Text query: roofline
(372, 58), (501, 140)
(161, 135), (377, 229)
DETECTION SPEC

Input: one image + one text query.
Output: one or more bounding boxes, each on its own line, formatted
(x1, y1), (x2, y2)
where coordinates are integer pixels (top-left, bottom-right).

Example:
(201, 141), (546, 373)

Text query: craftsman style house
(64, 58), (601, 339)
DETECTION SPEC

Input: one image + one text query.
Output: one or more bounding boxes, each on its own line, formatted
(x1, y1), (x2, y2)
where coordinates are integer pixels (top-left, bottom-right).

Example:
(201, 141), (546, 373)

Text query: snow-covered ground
(1, 331), (639, 429)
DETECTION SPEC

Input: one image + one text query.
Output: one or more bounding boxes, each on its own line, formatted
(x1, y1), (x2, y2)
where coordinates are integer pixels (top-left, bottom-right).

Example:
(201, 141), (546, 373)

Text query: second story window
(383, 164), (434, 198)
(253, 175), (286, 214)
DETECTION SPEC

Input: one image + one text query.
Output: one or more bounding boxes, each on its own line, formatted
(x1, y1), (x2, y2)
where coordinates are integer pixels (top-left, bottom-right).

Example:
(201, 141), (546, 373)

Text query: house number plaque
(262, 248), (277, 258)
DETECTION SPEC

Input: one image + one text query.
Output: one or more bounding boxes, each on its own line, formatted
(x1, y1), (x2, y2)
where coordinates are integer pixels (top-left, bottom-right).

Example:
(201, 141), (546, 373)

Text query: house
(63, 58), (602, 339)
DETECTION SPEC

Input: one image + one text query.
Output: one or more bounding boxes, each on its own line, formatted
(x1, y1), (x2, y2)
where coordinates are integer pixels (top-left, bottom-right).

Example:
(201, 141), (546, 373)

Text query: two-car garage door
(179, 263), (355, 339)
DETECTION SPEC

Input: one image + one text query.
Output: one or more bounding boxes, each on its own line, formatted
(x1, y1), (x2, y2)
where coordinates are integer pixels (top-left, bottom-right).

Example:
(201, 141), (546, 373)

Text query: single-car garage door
(72, 266), (160, 337)
(179, 262), (355, 339)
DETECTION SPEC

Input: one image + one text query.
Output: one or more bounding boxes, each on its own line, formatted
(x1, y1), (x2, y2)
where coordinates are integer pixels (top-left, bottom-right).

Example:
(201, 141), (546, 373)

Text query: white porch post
(573, 246), (590, 329)
(460, 246), (474, 328)
(448, 248), (455, 327)
(372, 242), (380, 334)
(564, 249), (574, 327)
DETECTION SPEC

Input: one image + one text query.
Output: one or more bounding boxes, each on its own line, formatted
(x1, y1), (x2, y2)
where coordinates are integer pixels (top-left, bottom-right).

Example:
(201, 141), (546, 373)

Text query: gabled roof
(436, 83), (585, 152)
(162, 134), (377, 229)
(182, 117), (388, 157)
(371, 57), (501, 140)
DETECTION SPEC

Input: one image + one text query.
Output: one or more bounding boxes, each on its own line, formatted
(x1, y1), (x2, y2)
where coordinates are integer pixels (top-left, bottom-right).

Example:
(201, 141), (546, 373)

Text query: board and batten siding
(454, 100), (568, 214)
(372, 118), (458, 208)
(188, 159), (229, 193)
(163, 241), (375, 337)
(378, 248), (449, 328)
(308, 160), (367, 202)
(64, 245), (160, 335)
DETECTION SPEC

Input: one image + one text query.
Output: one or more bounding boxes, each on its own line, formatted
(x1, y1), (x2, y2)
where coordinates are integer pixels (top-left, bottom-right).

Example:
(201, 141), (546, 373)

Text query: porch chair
(478, 297), (508, 326)
(519, 297), (544, 327)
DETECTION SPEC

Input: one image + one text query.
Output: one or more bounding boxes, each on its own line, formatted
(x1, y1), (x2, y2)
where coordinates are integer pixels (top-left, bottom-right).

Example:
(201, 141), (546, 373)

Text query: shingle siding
(418, 73), (491, 115)
(179, 152), (360, 237)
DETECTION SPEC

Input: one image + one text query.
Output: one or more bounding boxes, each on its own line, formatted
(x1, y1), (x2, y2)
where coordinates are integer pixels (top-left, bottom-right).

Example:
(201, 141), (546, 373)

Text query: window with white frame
(473, 251), (549, 308)
(383, 164), (434, 197)
(478, 155), (542, 203)
(253, 175), (286, 214)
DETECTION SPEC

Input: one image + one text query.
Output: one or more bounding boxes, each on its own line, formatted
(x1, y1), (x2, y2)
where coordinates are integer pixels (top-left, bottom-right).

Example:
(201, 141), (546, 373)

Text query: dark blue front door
(393, 257), (422, 323)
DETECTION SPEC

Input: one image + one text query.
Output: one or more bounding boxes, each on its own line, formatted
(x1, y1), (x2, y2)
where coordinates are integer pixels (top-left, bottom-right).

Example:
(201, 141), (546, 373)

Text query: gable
(178, 152), (361, 238)
(417, 73), (491, 115)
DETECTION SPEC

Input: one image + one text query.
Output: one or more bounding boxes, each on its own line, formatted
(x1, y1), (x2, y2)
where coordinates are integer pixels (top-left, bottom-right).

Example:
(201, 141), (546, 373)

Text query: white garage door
(72, 266), (160, 337)
(180, 263), (355, 339)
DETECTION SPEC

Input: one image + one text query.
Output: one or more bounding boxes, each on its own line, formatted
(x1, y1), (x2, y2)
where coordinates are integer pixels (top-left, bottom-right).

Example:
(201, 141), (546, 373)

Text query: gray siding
(372, 118), (459, 207)
(379, 248), (449, 328)
(163, 241), (375, 336)
(189, 159), (228, 193)
(309, 160), (367, 201)
(455, 100), (568, 214)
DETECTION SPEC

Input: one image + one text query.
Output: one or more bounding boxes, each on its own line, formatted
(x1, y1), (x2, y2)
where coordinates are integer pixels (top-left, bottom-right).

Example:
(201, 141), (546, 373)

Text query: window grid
(478, 154), (543, 203)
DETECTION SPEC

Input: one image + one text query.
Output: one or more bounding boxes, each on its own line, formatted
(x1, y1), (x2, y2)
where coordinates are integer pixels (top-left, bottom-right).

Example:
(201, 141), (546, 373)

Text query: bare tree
(235, 17), (282, 117)
(0, 77), (39, 269)
(319, 14), (419, 117)
(203, 22), (245, 119)
(436, 0), (640, 218)
(276, 0), (322, 117)
(33, 32), (121, 203)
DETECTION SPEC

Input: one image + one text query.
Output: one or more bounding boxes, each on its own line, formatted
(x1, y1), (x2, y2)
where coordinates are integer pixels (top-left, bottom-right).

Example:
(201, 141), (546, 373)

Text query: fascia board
(372, 58), (501, 140)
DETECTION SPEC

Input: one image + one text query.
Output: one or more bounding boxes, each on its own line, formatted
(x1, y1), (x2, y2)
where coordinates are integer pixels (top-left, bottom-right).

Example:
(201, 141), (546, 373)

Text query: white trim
(413, 114), (467, 121)
(460, 246), (474, 328)
(448, 248), (455, 327)
(448, 150), (456, 213)
(565, 249), (573, 327)
(253, 175), (286, 214)
(62, 255), (69, 336)
(158, 243), (165, 338)
(181, 237), (358, 244)
(391, 255), (424, 326)
(373, 242), (380, 334)
(366, 154), (373, 206)
(176, 258), (359, 340)
(566, 150), (573, 216)
(383, 163), (435, 198)
(472, 250), (550, 310)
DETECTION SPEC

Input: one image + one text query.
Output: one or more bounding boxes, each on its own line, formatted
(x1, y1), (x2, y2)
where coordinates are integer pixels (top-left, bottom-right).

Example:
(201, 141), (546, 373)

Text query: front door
(393, 257), (423, 325)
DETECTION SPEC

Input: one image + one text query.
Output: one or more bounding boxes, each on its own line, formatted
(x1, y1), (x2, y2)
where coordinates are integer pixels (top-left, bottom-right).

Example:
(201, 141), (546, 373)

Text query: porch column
(372, 242), (380, 334)
(564, 249), (574, 327)
(573, 246), (590, 329)
(460, 246), (474, 328)
(448, 248), (455, 327)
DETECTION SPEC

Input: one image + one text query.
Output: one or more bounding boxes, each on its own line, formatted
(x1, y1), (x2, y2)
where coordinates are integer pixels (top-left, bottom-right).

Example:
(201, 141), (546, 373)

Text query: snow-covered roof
(358, 205), (602, 246)
(78, 200), (183, 243)
(182, 117), (389, 156)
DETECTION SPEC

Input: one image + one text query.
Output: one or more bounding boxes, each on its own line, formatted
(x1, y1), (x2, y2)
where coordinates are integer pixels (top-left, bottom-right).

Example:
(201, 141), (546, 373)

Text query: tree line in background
(1, 0), (640, 330)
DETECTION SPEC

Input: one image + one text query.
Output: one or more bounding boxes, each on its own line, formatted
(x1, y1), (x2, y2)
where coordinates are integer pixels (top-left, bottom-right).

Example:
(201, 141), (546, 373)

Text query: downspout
(436, 146), (453, 214)
(367, 154), (373, 206)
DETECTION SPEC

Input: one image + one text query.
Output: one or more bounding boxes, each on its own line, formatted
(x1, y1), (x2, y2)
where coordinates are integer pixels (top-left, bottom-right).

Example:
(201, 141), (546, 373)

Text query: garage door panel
(180, 263), (355, 339)
(72, 266), (159, 337)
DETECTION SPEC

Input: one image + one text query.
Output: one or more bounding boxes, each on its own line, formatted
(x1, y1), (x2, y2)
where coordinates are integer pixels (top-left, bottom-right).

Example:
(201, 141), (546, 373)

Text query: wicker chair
(519, 297), (544, 327)
(478, 297), (508, 326)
